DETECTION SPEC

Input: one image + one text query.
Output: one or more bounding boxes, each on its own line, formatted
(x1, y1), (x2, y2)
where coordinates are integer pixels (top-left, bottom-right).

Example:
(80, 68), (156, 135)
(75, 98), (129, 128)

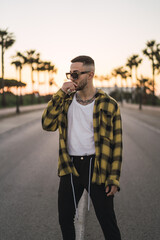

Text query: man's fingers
(72, 82), (78, 87)
(106, 186), (109, 193)
(66, 81), (77, 87)
(62, 81), (77, 93)
(106, 185), (118, 196)
(107, 191), (114, 196)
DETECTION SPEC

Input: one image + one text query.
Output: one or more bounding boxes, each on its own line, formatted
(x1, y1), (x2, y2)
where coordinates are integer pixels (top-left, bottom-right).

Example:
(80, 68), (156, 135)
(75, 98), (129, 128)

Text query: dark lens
(71, 72), (78, 79)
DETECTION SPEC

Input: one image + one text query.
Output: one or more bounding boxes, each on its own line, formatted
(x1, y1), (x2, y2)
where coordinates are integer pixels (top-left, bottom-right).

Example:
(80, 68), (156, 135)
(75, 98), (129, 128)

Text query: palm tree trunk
(19, 67), (23, 105)
(130, 68), (133, 89)
(31, 65), (34, 104)
(37, 70), (40, 92)
(120, 77), (123, 106)
(125, 78), (128, 89)
(151, 62), (156, 105)
(139, 82), (142, 110)
(135, 67), (138, 84)
(48, 70), (53, 95)
(31, 65), (34, 93)
(1, 40), (6, 106)
(152, 63), (155, 96)
(37, 70), (41, 103)
(16, 86), (20, 113)
(130, 68), (134, 103)
(135, 66), (142, 110)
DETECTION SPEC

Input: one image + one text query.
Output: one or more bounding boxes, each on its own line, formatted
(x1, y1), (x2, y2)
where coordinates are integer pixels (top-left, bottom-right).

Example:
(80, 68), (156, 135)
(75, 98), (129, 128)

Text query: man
(42, 55), (122, 240)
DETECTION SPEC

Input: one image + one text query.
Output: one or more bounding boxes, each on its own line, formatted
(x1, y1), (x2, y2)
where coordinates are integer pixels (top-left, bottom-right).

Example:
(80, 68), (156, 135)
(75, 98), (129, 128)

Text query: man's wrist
(61, 87), (67, 94)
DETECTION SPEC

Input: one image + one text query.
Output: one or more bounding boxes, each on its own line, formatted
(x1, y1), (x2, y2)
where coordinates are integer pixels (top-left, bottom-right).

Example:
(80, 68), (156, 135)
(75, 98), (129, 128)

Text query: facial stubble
(75, 78), (88, 91)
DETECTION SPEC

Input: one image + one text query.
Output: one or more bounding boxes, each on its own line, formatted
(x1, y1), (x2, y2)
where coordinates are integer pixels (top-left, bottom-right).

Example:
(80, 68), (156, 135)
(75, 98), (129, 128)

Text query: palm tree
(137, 77), (146, 110)
(18, 50), (40, 103)
(11, 52), (24, 104)
(48, 66), (58, 92)
(155, 43), (160, 75)
(126, 56), (135, 88)
(112, 67), (123, 104)
(25, 50), (38, 94)
(143, 40), (158, 100)
(112, 67), (130, 105)
(43, 61), (58, 94)
(33, 58), (58, 95)
(127, 55), (142, 83)
(133, 55), (143, 81)
(0, 29), (15, 106)
(33, 53), (42, 93)
(111, 70), (118, 88)
(48, 64), (58, 91)
(126, 54), (142, 104)
(94, 75), (110, 88)
(111, 66), (128, 88)
(18, 50), (38, 94)
(11, 60), (22, 112)
(137, 76), (154, 109)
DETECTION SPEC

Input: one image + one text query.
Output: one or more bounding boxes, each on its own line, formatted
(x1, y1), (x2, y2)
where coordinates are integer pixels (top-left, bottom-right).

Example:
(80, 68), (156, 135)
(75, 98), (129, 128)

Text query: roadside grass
(0, 92), (52, 108)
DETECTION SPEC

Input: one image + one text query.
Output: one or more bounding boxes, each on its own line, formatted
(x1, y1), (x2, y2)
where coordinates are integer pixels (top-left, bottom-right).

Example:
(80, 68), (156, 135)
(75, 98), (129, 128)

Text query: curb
(121, 102), (160, 112)
(0, 104), (46, 119)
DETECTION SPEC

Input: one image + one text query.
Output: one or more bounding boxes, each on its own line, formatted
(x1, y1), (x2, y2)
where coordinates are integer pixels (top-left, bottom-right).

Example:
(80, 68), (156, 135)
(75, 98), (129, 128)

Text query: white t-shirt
(67, 94), (95, 156)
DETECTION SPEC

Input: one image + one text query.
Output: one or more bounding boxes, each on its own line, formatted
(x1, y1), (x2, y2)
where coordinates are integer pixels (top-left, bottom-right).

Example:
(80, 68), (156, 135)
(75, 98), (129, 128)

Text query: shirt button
(80, 157), (84, 160)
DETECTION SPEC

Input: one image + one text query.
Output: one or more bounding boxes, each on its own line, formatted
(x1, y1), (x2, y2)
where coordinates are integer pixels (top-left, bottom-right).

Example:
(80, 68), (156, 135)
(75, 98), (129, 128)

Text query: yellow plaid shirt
(42, 89), (123, 189)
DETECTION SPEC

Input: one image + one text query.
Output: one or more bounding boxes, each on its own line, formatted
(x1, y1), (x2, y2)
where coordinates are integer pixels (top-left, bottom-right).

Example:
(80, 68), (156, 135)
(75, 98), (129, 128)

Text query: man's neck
(77, 86), (96, 100)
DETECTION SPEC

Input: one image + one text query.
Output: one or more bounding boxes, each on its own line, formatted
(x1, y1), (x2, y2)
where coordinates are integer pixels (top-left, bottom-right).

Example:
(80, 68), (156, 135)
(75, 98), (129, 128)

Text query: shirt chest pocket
(100, 110), (113, 141)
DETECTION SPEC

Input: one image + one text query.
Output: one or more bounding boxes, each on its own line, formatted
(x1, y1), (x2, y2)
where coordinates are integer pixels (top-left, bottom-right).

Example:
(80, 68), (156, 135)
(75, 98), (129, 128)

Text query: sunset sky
(1, 0), (160, 95)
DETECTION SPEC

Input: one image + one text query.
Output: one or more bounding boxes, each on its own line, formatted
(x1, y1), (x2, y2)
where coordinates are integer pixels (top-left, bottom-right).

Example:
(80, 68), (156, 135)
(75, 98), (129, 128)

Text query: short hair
(71, 55), (95, 66)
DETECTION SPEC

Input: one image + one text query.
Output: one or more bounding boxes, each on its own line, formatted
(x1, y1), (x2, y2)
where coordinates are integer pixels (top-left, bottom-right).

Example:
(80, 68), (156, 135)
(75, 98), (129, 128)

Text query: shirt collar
(65, 88), (106, 101)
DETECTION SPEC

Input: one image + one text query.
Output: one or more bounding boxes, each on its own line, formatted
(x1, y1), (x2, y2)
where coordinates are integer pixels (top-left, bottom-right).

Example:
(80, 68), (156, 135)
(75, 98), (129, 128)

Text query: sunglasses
(66, 71), (90, 80)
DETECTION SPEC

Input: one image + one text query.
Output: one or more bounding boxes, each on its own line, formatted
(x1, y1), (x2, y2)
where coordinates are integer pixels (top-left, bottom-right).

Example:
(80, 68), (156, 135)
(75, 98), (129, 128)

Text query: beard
(75, 78), (87, 91)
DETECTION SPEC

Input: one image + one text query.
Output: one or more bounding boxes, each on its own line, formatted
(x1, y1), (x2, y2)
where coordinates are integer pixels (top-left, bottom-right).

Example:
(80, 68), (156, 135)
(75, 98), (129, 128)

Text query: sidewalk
(0, 108), (45, 135)
(0, 103), (47, 119)
(122, 101), (160, 112)
(1, 102), (160, 120)
(1, 102), (160, 119)
(121, 102), (160, 118)
(0, 104), (48, 135)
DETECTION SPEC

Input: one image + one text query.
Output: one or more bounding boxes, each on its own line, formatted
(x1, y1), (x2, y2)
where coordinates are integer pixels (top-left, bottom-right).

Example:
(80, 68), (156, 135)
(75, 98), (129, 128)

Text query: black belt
(70, 154), (95, 160)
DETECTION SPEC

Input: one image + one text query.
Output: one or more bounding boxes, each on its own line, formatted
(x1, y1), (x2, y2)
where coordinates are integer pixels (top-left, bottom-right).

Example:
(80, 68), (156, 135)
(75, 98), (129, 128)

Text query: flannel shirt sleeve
(105, 104), (123, 190)
(42, 89), (66, 131)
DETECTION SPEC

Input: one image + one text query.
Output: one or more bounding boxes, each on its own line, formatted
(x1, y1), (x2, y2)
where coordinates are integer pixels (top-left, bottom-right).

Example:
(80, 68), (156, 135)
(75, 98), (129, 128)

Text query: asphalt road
(0, 111), (61, 240)
(0, 107), (160, 240)
(84, 107), (160, 240)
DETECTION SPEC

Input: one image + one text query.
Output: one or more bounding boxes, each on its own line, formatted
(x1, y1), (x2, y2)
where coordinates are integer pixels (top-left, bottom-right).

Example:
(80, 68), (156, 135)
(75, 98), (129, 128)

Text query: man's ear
(89, 71), (94, 79)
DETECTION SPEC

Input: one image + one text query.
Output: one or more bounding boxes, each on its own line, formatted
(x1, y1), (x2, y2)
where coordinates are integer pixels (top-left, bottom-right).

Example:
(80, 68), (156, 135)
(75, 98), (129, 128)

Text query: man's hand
(61, 81), (77, 94)
(106, 185), (118, 197)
